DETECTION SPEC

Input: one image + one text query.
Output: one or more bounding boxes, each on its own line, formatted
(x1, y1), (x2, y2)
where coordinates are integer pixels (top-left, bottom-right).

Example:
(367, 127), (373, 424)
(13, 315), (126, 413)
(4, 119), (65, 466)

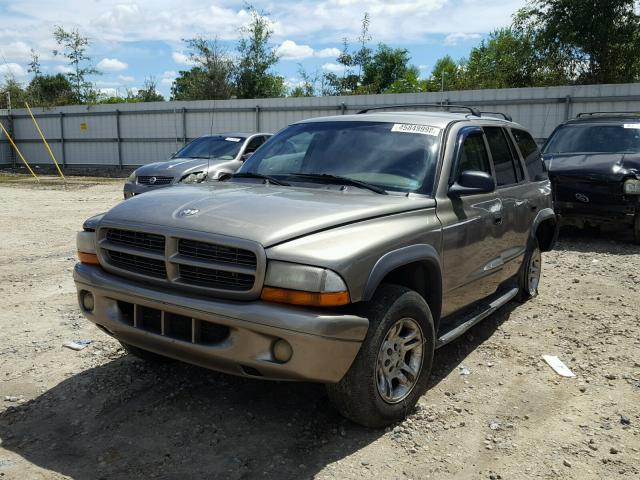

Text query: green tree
(27, 74), (75, 106)
(0, 77), (28, 109)
(135, 77), (164, 102)
(171, 37), (235, 100)
(426, 55), (466, 91)
(514, 0), (640, 84)
(234, 6), (285, 98)
(361, 44), (419, 93)
(52, 25), (100, 103)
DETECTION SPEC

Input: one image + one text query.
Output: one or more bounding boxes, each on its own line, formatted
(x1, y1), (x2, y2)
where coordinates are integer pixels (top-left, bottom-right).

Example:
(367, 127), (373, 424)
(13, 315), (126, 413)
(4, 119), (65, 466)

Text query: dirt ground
(0, 176), (638, 480)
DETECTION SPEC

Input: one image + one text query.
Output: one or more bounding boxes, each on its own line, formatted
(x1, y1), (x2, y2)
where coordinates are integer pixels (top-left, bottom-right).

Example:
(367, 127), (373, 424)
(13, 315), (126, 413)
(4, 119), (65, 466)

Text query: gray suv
(123, 133), (272, 198)
(74, 105), (557, 427)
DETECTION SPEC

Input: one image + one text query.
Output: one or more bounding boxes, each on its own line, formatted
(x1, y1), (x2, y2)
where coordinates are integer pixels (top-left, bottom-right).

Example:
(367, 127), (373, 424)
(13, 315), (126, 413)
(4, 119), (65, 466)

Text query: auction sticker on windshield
(623, 124), (640, 129)
(225, 137), (242, 142)
(391, 124), (441, 136)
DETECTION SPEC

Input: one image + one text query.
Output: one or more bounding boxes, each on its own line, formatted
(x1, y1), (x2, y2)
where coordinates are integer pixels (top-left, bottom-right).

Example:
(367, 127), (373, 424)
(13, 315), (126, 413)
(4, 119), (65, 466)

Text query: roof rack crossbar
(479, 111), (513, 122)
(357, 103), (481, 117)
(576, 111), (640, 118)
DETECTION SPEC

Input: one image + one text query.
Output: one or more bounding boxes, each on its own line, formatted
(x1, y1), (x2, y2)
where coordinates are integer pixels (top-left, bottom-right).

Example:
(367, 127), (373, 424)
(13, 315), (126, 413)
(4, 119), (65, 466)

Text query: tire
(326, 284), (435, 428)
(517, 238), (542, 302)
(119, 341), (174, 363)
(633, 213), (640, 245)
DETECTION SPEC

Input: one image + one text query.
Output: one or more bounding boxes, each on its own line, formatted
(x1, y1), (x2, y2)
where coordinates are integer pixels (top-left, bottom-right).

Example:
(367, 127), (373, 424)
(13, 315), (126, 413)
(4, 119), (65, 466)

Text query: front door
(439, 128), (505, 317)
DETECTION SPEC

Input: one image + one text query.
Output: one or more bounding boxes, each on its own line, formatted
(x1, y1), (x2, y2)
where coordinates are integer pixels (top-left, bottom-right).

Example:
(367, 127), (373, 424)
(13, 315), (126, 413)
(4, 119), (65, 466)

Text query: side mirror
(449, 170), (495, 196)
(241, 152), (254, 161)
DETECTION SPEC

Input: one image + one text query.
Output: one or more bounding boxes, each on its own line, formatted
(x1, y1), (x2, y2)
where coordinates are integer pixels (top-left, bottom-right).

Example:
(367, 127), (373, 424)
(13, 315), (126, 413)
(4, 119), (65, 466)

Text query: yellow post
(25, 102), (65, 181)
(0, 122), (39, 182)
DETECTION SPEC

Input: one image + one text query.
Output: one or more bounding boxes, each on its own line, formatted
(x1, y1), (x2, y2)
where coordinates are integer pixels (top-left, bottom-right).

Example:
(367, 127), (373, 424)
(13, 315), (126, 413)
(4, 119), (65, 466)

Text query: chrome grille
(137, 175), (173, 185)
(179, 264), (255, 290)
(106, 229), (164, 252)
(178, 239), (257, 267)
(98, 227), (264, 299)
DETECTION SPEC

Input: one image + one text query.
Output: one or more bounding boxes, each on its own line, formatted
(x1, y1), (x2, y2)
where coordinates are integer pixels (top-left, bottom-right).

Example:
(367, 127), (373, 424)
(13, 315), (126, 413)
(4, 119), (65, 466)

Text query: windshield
(544, 124), (640, 154)
(239, 121), (441, 194)
(175, 136), (246, 159)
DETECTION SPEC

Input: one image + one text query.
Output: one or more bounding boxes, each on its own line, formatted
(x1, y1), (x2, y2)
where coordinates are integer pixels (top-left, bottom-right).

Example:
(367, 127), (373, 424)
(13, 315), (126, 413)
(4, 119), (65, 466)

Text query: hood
(544, 152), (640, 182)
(101, 183), (435, 247)
(134, 158), (235, 178)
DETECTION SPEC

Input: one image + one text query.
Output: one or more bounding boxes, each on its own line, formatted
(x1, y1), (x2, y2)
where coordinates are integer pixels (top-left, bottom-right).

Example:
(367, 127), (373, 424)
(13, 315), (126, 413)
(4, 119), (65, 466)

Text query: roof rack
(357, 103), (481, 117)
(576, 111), (640, 118)
(479, 111), (513, 122)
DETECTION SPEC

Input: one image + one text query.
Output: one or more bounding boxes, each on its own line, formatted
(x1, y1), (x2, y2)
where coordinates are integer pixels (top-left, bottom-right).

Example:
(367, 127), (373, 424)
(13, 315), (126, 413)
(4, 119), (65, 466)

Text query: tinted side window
(503, 130), (525, 182)
(485, 126), (518, 186)
(513, 128), (547, 180)
(245, 136), (265, 153)
(458, 133), (491, 176)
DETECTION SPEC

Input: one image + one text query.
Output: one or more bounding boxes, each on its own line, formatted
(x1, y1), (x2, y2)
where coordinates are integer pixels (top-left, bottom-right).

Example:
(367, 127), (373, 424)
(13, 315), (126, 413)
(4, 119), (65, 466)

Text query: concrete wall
(2, 83), (640, 168)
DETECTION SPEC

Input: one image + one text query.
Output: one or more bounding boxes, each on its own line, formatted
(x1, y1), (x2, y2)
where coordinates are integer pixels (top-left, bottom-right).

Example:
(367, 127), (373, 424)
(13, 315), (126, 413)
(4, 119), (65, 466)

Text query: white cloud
(276, 40), (341, 60)
(97, 57), (128, 71)
(418, 64), (429, 70)
(54, 64), (73, 74)
(118, 75), (135, 82)
(444, 32), (482, 45)
(0, 63), (27, 77)
(315, 47), (341, 58)
(160, 70), (178, 86)
(322, 62), (347, 73)
(276, 40), (315, 60)
(98, 87), (119, 96)
(172, 52), (196, 66)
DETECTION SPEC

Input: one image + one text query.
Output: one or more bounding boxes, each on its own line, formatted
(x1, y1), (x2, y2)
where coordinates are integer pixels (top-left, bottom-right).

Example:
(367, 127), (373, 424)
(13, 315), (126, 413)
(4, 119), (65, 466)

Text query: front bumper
(123, 182), (172, 199)
(73, 264), (368, 383)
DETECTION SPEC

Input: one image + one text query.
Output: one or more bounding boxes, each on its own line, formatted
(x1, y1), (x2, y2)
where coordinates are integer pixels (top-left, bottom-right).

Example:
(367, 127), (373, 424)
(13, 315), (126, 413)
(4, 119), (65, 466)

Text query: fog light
(272, 339), (293, 363)
(81, 291), (94, 312)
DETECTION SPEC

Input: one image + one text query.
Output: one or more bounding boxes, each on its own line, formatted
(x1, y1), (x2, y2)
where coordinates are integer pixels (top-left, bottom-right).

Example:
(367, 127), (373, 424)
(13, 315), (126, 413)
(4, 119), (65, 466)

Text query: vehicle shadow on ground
(555, 225), (638, 254)
(0, 301), (519, 480)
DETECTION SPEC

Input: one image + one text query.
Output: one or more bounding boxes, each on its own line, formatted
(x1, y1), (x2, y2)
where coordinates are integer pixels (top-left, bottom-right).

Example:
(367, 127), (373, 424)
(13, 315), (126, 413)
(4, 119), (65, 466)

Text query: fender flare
(362, 244), (443, 321)
(530, 207), (558, 251)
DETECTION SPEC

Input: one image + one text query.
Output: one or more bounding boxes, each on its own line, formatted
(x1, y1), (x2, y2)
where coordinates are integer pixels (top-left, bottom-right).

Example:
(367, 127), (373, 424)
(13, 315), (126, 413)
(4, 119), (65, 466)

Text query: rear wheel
(518, 238), (542, 301)
(326, 284), (435, 428)
(119, 341), (174, 363)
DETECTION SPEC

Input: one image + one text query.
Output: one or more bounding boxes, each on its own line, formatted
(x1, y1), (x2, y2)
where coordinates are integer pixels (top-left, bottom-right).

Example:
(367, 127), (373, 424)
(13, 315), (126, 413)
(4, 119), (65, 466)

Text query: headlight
(623, 178), (640, 195)
(260, 261), (350, 307)
(180, 172), (207, 184)
(76, 230), (99, 265)
(126, 171), (136, 183)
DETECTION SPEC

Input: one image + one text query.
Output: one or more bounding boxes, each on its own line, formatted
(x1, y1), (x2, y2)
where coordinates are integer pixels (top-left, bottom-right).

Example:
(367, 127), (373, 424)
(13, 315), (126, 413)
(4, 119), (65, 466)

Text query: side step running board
(435, 287), (519, 348)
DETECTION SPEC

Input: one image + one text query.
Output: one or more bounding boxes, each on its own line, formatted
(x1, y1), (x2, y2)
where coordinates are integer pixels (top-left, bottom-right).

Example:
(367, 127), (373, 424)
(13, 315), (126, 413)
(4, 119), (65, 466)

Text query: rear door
(484, 126), (531, 282)
(440, 127), (505, 317)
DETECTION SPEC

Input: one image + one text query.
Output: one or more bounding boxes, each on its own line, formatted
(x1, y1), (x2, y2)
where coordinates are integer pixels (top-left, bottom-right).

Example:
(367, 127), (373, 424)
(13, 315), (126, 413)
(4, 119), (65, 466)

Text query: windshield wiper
(229, 172), (290, 186)
(288, 173), (387, 195)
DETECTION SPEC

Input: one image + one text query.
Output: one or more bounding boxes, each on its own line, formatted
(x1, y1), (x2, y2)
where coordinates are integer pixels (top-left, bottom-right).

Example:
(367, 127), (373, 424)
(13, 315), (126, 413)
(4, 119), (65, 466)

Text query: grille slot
(139, 306), (162, 334)
(138, 175), (173, 185)
(106, 229), (165, 252)
(178, 239), (257, 267)
(179, 264), (255, 291)
(115, 301), (230, 346)
(107, 250), (167, 278)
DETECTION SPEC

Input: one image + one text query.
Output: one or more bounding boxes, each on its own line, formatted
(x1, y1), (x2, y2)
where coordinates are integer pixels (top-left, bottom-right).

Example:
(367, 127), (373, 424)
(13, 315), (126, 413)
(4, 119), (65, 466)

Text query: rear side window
(485, 127), (519, 186)
(458, 133), (491, 175)
(513, 128), (547, 180)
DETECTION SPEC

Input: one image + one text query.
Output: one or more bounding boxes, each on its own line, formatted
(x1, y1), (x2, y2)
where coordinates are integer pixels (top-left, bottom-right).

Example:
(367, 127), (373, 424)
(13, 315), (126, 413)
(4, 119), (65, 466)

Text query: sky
(0, 0), (527, 98)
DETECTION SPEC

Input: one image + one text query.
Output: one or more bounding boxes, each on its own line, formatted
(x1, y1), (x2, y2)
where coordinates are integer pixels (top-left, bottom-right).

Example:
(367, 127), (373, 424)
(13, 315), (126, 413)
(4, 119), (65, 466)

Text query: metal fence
(2, 82), (640, 168)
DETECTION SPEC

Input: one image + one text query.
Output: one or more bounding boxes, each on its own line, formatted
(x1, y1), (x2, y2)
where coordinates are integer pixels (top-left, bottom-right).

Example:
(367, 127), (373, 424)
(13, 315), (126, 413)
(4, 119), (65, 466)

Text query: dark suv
(74, 105), (557, 427)
(542, 113), (640, 242)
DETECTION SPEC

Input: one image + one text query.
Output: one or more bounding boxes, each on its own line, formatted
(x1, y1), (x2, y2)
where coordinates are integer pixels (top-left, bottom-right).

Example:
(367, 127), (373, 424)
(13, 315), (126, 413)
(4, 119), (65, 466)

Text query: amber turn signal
(261, 287), (350, 307)
(78, 251), (100, 265)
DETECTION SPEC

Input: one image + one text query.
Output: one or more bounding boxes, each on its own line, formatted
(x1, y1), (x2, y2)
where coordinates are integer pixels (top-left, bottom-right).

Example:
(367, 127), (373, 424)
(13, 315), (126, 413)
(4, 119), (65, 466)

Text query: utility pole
(5, 90), (15, 168)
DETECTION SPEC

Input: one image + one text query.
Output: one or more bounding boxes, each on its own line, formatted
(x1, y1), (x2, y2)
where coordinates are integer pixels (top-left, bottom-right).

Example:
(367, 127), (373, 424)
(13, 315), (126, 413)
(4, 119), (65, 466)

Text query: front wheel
(326, 284), (435, 428)
(633, 213), (640, 245)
